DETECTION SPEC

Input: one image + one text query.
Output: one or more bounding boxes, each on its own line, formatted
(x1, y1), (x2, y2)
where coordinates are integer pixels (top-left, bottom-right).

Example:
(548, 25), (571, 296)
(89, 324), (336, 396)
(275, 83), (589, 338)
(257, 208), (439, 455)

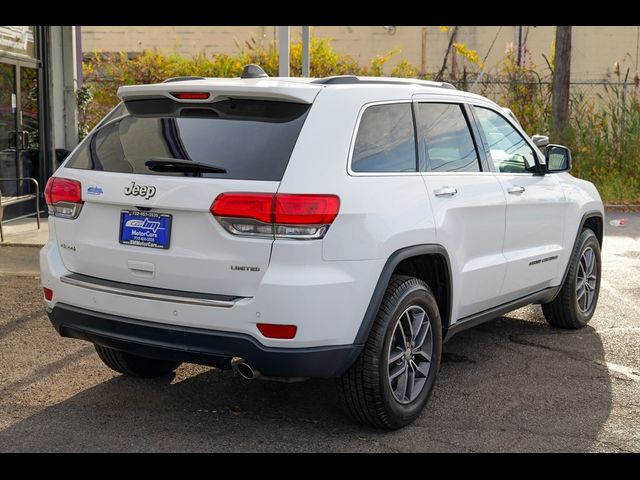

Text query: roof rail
(163, 76), (206, 83)
(312, 75), (360, 84)
(311, 75), (456, 90)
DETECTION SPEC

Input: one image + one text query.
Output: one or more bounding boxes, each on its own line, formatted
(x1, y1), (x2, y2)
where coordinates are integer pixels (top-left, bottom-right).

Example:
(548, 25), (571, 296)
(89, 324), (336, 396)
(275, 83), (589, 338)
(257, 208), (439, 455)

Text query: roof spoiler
(118, 82), (321, 104)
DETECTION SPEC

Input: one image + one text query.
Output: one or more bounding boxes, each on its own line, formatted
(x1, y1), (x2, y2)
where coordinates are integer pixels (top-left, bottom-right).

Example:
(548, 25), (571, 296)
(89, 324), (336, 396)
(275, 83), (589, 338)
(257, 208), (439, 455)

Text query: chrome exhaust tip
(231, 357), (260, 380)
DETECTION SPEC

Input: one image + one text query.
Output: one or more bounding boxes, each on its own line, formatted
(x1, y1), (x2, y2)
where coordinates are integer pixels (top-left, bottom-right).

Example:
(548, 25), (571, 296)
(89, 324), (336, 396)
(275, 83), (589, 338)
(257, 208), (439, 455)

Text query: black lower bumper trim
(48, 304), (362, 378)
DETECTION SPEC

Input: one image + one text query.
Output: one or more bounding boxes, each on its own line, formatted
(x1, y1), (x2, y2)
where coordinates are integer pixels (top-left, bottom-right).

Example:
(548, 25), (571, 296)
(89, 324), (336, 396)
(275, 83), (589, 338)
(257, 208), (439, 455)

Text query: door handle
(507, 186), (526, 194)
(20, 131), (29, 150)
(434, 186), (458, 197)
(9, 131), (31, 150)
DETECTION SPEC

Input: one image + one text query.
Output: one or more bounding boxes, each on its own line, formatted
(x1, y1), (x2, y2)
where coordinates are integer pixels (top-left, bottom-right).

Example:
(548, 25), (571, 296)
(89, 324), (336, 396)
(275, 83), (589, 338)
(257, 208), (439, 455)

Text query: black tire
(337, 275), (442, 430)
(542, 229), (601, 329)
(94, 344), (181, 378)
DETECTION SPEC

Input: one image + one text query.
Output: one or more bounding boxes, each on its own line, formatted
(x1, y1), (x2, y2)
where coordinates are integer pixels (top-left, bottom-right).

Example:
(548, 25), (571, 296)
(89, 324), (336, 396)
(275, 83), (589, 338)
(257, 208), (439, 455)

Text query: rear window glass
(66, 98), (311, 181)
(416, 103), (479, 172)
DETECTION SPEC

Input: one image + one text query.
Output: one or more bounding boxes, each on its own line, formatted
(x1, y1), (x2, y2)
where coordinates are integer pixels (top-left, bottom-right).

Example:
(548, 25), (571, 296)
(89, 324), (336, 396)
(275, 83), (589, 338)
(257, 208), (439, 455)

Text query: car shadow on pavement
(0, 307), (613, 452)
(421, 307), (614, 452)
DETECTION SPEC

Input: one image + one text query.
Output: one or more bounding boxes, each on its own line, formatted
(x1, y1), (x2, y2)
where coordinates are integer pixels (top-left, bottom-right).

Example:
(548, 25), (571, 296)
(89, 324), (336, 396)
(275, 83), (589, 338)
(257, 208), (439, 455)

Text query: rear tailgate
(53, 172), (277, 297)
(52, 88), (316, 297)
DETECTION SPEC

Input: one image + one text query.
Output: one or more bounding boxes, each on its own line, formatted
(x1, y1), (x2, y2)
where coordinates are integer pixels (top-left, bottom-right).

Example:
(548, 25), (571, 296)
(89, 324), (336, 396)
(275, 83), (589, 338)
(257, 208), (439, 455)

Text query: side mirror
(545, 144), (572, 172)
(531, 134), (549, 148)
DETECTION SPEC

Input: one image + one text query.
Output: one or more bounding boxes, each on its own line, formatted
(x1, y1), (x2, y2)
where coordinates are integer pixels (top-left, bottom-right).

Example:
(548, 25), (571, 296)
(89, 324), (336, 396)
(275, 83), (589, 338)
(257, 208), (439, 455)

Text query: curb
(0, 243), (45, 248)
(605, 204), (640, 211)
(0, 272), (40, 277)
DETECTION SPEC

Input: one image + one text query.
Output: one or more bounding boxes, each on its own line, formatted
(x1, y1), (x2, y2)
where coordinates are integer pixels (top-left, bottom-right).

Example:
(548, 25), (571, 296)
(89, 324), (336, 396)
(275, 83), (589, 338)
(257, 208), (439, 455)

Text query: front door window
(474, 106), (538, 174)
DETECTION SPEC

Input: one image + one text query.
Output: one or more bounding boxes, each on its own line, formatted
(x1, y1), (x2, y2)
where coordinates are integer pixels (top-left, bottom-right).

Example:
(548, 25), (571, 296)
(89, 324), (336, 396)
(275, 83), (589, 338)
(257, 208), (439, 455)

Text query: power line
(470, 26), (504, 91)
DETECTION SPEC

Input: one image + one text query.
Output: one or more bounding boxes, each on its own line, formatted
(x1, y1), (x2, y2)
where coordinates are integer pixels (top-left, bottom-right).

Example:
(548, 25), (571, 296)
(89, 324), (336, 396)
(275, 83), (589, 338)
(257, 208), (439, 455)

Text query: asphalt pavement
(0, 212), (638, 452)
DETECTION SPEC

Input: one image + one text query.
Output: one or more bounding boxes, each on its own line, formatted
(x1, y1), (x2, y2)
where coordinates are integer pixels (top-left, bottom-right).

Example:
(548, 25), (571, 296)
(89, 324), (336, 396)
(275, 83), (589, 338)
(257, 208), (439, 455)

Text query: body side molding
(444, 286), (560, 342)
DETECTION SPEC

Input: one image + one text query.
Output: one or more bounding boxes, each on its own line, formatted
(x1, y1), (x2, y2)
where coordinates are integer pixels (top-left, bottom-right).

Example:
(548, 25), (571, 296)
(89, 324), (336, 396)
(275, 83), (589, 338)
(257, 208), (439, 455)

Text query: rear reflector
(257, 323), (297, 339)
(44, 177), (83, 219)
(170, 92), (210, 100)
(43, 287), (53, 301)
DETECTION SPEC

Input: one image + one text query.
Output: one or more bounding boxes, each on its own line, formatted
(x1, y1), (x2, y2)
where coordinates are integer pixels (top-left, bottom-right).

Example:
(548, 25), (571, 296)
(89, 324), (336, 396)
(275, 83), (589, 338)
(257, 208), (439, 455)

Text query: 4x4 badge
(124, 181), (156, 199)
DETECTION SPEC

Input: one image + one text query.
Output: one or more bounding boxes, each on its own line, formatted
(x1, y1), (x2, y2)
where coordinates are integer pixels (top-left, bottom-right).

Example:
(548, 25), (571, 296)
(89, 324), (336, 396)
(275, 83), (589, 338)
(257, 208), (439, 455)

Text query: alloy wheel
(387, 305), (433, 404)
(576, 246), (597, 313)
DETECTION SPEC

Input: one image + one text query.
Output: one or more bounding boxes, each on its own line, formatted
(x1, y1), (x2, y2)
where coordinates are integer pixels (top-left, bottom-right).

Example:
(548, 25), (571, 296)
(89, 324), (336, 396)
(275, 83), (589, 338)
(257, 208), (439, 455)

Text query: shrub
(82, 38), (368, 129)
(565, 71), (640, 203)
(391, 60), (420, 78)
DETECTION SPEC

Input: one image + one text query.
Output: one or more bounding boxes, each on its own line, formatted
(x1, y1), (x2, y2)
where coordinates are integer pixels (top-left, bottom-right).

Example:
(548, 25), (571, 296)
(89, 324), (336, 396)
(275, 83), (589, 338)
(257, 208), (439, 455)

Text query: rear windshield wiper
(145, 158), (227, 174)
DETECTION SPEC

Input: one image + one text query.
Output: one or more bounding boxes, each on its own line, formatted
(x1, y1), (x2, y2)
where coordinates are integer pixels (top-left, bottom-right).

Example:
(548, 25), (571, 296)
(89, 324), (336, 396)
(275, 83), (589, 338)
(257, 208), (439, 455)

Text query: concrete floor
(0, 217), (49, 247)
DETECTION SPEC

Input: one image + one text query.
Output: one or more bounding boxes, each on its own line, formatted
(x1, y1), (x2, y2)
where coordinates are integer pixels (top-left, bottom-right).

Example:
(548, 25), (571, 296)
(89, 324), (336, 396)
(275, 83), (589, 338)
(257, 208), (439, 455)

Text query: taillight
(210, 193), (340, 240)
(273, 194), (340, 225)
(211, 193), (273, 223)
(170, 92), (210, 100)
(44, 177), (83, 219)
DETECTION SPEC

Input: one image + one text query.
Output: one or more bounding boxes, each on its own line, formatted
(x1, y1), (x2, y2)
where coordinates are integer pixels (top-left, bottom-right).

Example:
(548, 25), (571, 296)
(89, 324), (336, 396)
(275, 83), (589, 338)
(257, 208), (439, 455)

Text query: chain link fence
(442, 79), (640, 138)
(451, 80), (639, 111)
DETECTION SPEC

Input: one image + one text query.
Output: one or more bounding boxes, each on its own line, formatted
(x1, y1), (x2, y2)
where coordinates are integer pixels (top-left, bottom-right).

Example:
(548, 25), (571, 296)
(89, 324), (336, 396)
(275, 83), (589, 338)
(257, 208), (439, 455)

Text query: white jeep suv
(40, 67), (604, 429)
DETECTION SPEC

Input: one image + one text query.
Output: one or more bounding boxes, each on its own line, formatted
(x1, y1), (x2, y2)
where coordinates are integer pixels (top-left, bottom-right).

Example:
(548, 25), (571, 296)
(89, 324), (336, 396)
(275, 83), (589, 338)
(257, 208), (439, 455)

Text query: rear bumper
(41, 238), (385, 349)
(48, 303), (362, 378)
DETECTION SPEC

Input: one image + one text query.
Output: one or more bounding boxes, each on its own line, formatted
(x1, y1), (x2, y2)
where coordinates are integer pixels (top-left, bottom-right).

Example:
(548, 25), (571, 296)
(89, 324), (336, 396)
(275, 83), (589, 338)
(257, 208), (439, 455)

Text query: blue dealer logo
(87, 186), (103, 195)
(124, 217), (163, 233)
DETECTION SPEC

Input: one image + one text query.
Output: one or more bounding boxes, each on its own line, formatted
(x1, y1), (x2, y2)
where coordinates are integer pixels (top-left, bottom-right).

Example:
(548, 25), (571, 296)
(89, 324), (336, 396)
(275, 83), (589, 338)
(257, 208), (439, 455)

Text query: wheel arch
(582, 213), (603, 247)
(556, 210), (604, 292)
(354, 244), (452, 344)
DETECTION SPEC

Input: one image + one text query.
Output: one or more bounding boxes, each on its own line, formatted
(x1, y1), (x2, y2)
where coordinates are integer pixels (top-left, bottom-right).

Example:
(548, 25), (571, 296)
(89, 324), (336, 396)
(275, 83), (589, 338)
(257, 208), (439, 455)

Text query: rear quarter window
(66, 98), (311, 181)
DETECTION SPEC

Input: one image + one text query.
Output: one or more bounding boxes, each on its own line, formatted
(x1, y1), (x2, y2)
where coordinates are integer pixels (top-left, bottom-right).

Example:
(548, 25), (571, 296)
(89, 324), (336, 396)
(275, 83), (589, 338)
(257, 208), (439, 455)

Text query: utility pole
(435, 26), (459, 82)
(278, 26), (290, 77)
(302, 26), (310, 77)
(420, 27), (427, 76)
(515, 26), (525, 66)
(450, 27), (458, 79)
(552, 26), (572, 142)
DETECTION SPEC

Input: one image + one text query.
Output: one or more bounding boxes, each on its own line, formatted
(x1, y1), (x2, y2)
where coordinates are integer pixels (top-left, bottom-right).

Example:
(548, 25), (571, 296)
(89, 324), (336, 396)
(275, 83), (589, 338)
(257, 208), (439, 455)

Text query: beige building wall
(81, 26), (640, 80)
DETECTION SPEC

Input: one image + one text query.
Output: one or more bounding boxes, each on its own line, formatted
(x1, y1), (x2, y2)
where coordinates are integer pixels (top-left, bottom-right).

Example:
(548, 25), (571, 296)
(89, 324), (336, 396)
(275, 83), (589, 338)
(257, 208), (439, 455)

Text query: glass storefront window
(0, 26), (35, 58)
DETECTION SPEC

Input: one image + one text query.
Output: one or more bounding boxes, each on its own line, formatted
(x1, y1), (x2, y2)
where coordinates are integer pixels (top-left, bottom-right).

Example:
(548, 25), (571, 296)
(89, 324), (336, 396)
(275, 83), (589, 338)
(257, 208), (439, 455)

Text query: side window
(474, 106), (537, 173)
(416, 103), (480, 172)
(351, 103), (416, 173)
